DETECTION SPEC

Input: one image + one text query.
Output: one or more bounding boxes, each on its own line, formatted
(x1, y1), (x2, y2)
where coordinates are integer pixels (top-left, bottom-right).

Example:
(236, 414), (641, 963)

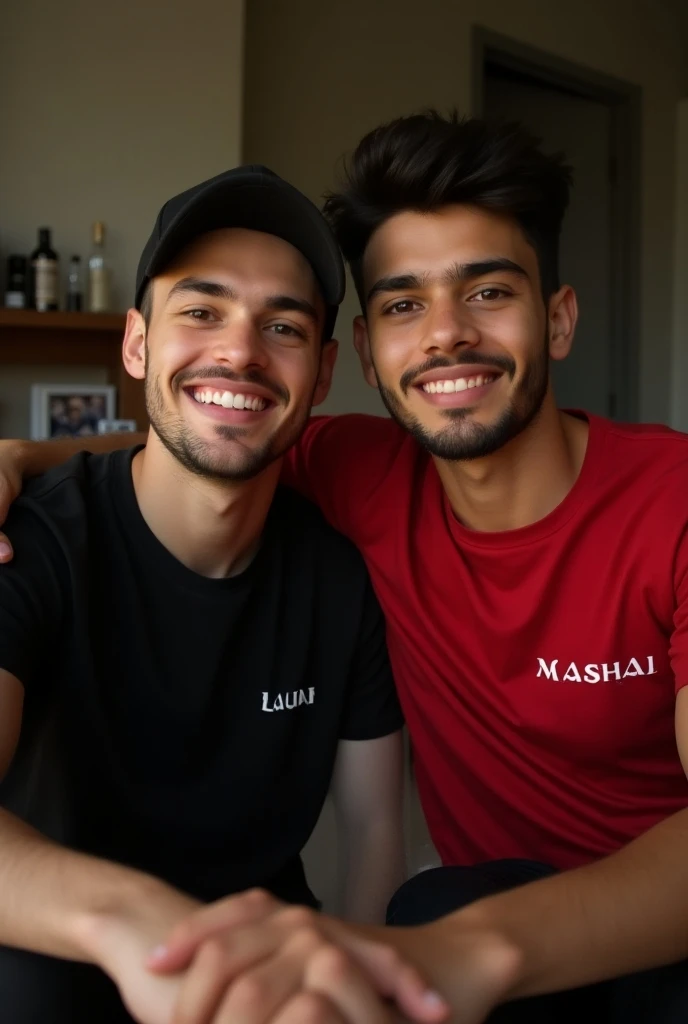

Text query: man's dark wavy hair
(323, 110), (572, 310)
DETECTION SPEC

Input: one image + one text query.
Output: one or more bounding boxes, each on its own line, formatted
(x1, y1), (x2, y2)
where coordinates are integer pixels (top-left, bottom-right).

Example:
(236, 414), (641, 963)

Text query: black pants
(386, 860), (688, 1024)
(0, 945), (133, 1023)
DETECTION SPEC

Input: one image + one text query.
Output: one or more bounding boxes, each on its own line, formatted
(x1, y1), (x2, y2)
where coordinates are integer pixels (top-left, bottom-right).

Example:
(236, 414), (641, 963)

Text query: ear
(548, 285), (578, 363)
(353, 316), (378, 389)
(122, 308), (146, 380)
(311, 339), (339, 407)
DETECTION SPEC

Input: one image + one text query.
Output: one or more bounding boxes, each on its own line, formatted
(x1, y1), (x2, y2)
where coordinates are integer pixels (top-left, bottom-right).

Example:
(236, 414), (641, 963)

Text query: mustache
(173, 365), (290, 404)
(399, 353), (516, 394)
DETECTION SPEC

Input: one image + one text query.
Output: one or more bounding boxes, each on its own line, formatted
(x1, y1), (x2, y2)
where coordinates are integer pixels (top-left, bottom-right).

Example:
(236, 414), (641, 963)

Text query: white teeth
(192, 387), (267, 411)
(422, 374), (497, 394)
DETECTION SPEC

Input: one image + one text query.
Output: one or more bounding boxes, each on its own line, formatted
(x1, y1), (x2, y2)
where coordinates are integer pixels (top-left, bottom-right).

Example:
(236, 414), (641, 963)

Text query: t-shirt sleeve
(339, 575), (404, 741)
(0, 504), (64, 688)
(282, 414), (403, 542)
(671, 527), (688, 694)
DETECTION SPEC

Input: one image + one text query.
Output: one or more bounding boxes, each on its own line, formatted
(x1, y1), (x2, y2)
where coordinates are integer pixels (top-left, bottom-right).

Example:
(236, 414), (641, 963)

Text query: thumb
(146, 889), (280, 973)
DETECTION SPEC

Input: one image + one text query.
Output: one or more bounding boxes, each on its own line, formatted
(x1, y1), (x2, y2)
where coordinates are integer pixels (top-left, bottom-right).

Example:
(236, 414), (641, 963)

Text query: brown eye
(471, 289), (508, 302)
(184, 308), (216, 321)
(267, 323), (306, 340)
(387, 300), (419, 314)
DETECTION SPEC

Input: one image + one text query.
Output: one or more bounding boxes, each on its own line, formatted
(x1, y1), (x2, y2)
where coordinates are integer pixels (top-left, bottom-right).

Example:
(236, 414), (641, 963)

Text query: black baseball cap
(135, 165), (345, 338)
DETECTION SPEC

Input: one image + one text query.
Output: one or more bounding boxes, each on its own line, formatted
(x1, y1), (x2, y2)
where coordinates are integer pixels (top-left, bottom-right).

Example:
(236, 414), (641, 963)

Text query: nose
(421, 297), (480, 355)
(209, 317), (269, 371)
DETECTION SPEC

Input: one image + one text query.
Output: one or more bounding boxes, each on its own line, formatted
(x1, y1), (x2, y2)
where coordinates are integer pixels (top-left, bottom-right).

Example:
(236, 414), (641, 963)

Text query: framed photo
(30, 384), (116, 440)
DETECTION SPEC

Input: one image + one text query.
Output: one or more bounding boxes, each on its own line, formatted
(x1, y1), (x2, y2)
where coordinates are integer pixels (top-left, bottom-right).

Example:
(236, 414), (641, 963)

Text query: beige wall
(244, 0), (688, 423)
(672, 99), (688, 433)
(0, 0), (245, 315)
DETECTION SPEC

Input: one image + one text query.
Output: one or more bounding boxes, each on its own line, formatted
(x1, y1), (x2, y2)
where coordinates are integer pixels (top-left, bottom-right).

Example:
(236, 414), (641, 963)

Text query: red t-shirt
(284, 412), (688, 870)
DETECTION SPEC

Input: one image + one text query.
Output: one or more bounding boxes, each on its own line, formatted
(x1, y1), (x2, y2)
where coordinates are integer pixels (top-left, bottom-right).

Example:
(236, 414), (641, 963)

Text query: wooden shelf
(0, 307), (147, 429)
(0, 309), (126, 331)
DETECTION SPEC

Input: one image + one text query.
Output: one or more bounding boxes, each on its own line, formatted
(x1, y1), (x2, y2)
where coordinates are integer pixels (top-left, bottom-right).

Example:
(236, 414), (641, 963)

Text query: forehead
(158, 227), (323, 303)
(362, 205), (539, 285)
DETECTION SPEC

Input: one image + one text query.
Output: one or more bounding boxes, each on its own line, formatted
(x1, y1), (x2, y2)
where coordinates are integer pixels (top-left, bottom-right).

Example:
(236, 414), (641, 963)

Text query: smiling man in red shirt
(0, 112), (687, 1022)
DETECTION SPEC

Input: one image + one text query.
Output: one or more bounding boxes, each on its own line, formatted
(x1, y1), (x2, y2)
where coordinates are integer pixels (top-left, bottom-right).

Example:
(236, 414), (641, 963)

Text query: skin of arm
(0, 668), (202, 1023)
(331, 731), (406, 924)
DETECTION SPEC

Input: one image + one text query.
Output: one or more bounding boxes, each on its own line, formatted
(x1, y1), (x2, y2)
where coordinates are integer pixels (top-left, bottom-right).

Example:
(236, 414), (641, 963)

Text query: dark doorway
(473, 29), (641, 420)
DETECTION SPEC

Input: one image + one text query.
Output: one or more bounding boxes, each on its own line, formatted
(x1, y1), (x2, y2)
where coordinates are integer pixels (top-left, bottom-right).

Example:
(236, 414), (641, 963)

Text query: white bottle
(88, 221), (111, 312)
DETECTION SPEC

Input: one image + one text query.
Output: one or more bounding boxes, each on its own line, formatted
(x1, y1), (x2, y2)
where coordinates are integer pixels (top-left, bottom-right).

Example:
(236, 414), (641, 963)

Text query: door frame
(472, 27), (642, 421)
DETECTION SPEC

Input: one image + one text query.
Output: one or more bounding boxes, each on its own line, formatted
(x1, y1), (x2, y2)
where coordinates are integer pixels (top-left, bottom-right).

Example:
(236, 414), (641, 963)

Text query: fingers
(303, 943), (393, 1024)
(171, 919), (395, 1024)
(211, 936), (390, 1024)
(0, 532), (13, 562)
(170, 914), (321, 1023)
(170, 921), (289, 1024)
(150, 889), (282, 973)
(270, 993), (347, 1024)
(319, 927), (449, 1023)
(198, 937), (325, 1024)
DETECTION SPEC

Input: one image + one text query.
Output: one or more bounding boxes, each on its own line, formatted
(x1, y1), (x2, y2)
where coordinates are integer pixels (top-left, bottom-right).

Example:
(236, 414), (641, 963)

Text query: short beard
(375, 342), (549, 462)
(145, 363), (311, 483)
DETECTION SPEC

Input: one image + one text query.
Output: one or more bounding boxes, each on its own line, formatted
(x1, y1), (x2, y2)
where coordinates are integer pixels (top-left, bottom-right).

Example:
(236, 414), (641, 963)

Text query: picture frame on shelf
(30, 384), (116, 440)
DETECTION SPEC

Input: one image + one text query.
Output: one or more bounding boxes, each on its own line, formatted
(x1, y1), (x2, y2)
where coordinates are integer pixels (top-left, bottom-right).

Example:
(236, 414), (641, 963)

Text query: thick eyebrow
(367, 273), (428, 304)
(166, 277), (236, 303)
(164, 279), (319, 324)
(366, 258), (529, 304)
(443, 258), (529, 284)
(264, 295), (319, 323)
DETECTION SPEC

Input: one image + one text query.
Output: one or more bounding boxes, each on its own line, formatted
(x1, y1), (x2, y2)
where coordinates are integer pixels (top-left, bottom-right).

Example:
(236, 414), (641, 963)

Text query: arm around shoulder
(0, 432), (146, 560)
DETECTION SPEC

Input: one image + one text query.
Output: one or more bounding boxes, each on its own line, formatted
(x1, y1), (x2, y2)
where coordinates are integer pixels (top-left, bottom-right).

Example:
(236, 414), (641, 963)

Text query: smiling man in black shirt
(0, 168), (404, 1022)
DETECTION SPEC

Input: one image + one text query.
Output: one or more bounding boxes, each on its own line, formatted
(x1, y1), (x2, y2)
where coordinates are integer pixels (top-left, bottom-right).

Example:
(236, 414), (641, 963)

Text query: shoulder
(587, 415), (688, 545)
(272, 485), (372, 583)
(21, 450), (109, 502)
(273, 484), (365, 556)
(13, 449), (123, 540)
(290, 413), (426, 507)
(591, 415), (688, 483)
(299, 414), (413, 475)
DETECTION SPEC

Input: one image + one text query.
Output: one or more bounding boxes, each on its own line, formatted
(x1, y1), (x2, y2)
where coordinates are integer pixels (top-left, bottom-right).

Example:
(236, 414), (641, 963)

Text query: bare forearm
(340, 820), (406, 924)
(0, 806), (163, 963)
(13, 432), (147, 478)
(431, 808), (688, 1001)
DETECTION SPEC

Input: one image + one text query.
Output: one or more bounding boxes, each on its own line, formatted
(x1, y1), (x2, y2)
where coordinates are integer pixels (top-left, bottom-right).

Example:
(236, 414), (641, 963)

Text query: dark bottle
(4, 255), (27, 309)
(66, 255), (83, 311)
(29, 228), (59, 311)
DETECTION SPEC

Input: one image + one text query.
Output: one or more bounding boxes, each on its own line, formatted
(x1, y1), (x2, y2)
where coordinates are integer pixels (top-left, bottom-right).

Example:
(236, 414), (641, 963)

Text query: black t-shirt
(0, 450), (402, 906)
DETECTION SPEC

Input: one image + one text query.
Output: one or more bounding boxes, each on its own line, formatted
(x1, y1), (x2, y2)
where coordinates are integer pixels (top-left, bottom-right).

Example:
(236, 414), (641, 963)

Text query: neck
(435, 399), (590, 533)
(131, 431), (280, 578)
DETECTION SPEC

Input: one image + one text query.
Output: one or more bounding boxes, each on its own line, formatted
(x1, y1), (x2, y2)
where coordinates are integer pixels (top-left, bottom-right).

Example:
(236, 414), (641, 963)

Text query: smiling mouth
(420, 373), (499, 394)
(186, 386), (272, 412)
